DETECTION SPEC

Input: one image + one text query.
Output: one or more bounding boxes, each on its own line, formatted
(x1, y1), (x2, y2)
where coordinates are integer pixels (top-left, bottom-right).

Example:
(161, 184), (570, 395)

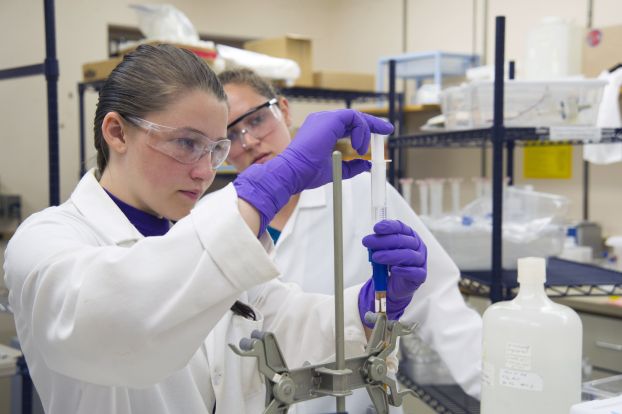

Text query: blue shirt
(267, 226), (281, 244)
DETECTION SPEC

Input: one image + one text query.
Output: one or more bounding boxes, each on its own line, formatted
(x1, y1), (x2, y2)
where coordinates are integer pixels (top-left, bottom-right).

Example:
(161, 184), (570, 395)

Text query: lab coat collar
(297, 185), (326, 208)
(70, 169), (144, 244)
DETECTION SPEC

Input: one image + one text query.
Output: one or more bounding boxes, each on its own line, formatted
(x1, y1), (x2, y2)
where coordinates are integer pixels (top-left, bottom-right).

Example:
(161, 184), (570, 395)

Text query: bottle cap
(517, 257), (546, 284)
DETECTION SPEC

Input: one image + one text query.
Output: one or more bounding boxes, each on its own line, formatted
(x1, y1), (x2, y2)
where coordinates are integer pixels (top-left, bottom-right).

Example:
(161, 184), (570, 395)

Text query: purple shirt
(104, 189), (170, 236)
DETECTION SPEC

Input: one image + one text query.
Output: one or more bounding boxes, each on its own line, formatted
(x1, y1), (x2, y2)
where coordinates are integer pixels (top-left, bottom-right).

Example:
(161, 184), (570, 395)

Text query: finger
(342, 159), (371, 179)
(361, 113), (394, 135)
(362, 233), (421, 251)
(389, 266), (427, 286)
(347, 111), (371, 155)
(371, 248), (427, 267)
(373, 220), (415, 236)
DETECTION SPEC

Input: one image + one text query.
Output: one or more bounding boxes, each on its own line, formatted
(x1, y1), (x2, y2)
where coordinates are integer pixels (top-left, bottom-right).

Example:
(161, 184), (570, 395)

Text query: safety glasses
(124, 116), (231, 168)
(226, 98), (282, 156)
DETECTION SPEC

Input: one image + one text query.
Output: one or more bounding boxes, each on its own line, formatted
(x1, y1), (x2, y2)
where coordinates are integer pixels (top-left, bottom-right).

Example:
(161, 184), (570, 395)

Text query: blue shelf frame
(0, 3), (58, 413)
(387, 16), (622, 304)
(0, 0), (60, 207)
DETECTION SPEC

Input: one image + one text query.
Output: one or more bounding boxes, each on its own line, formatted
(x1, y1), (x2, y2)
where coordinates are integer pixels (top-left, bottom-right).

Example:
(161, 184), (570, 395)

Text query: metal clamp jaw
(229, 312), (418, 414)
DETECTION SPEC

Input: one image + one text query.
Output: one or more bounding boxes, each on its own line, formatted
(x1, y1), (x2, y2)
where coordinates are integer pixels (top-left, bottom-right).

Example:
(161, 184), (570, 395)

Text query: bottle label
(499, 368), (543, 392)
(505, 342), (532, 371)
(482, 361), (494, 387)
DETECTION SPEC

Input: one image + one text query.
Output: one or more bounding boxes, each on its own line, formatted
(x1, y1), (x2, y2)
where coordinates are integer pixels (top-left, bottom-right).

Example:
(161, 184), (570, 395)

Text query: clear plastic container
(375, 51), (479, 93)
(426, 187), (568, 270)
(481, 257), (583, 414)
(524, 17), (583, 80)
(441, 80), (607, 129)
(582, 374), (622, 401)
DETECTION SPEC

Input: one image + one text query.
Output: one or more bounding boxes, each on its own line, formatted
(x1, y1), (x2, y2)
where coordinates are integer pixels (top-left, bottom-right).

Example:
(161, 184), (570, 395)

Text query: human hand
(233, 109), (393, 235)
(358, 220), (427, 327)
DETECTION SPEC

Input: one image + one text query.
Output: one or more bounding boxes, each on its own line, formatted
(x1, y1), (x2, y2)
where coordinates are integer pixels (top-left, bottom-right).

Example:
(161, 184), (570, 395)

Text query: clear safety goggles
(124, 116), (231, 168)
(226, 98), (282, 156)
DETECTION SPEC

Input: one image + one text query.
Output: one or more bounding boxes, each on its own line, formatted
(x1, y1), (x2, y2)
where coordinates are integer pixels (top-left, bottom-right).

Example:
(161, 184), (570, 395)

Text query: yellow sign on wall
(523, 144), (572, 179)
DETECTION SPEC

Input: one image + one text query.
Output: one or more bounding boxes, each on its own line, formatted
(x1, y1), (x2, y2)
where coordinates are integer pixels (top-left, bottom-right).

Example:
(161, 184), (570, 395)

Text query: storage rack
(387, 16), (622, 414)
(0, 0), (60, 207)
(77, 80), (403, 176)
(0, 2), (59, 413)
(397, 366), (480, 414)
(387, 17), (622, 304)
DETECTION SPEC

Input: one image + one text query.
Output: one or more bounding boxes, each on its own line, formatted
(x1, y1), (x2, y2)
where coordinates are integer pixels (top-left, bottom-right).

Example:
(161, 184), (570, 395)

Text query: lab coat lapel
(275, 186), (326, 248)
(70, 169), (143, 245)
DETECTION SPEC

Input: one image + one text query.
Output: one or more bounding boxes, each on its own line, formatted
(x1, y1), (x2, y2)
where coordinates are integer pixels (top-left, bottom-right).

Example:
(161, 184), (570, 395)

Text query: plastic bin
(376, 51), (479, 96)
(582, 374), (622, 400)
(441, 79), (607, 129)
(425, 187), (568, 270)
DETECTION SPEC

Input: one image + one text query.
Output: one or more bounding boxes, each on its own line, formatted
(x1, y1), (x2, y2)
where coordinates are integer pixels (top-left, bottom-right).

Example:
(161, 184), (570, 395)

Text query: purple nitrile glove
(233, 109), (394, 235)
(358, 220), (428, 328)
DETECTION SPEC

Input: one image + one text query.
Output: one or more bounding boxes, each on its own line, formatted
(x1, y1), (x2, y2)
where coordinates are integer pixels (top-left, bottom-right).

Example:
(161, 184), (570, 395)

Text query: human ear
(278, 97), (293, 128)
(101, 112), (128, 155)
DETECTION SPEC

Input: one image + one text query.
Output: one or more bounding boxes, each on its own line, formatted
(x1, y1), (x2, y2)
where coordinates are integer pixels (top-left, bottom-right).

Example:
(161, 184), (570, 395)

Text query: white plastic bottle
(481, 257), (582, 414)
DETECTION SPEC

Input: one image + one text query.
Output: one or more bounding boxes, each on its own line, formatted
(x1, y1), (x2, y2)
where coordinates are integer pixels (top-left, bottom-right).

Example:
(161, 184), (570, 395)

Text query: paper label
(499, 368), (543, 392)
(505, 342), (532, 371)
(549, 126), (601, 142)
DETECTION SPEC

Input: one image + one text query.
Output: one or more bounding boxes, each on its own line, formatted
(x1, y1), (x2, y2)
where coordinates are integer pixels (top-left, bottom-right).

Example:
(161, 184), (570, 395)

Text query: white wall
(1, 0), (622, 245)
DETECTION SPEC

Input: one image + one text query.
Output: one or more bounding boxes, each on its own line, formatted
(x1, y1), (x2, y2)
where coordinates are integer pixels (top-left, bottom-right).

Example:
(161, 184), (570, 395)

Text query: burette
(370, 133), (389, 314)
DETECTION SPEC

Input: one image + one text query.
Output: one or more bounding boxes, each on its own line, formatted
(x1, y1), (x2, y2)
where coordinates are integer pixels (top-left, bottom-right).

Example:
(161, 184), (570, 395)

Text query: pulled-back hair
(93, 44), (226, 173)
(218, 67), (279, 100)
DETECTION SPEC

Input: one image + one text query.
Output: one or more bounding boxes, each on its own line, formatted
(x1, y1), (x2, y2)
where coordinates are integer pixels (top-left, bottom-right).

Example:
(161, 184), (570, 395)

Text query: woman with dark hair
(218, 68), (483, 413)
(4, 44), (427, 413)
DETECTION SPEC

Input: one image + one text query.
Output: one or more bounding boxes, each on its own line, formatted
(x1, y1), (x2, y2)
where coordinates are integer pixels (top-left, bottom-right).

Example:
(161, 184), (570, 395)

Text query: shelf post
(44, 0), (60, 206)
(491, 16), (506, 303)
(506, 61), (515, 185)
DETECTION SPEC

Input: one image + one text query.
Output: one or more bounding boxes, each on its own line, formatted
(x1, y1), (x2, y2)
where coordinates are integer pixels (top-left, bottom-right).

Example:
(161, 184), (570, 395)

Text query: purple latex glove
(358, 220), (427, 328)
(234, 109), (394, 235)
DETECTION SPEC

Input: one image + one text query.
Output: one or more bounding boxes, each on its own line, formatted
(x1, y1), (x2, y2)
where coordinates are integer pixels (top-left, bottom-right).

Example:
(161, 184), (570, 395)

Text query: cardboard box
(82, 43), (218, 82)
(313, 70), (375, 91)
(118, 41), (218, 61)
(82, 57), (123, 82)
(582, 25), (622, 77)
(244, 34), (313, 87)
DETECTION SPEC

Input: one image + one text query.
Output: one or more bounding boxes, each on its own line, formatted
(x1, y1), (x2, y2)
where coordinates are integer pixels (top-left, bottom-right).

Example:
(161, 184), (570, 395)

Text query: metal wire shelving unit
(387, 17), (622, 305)
(386, 15), (622, 414)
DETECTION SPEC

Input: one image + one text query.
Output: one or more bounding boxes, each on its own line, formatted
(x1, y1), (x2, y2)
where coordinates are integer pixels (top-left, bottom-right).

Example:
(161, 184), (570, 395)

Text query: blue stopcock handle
(368, 249), (388, 292)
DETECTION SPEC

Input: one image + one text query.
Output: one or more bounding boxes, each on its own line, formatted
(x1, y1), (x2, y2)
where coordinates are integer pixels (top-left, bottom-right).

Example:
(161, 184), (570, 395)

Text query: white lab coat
(272, 172), (483, 413)
(3, 170), (368, 414)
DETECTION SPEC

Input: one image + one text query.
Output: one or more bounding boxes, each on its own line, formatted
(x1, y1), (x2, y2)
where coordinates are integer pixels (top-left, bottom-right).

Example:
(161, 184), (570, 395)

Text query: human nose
(190, 153), (215, 181)
(240, 129), (261, 149)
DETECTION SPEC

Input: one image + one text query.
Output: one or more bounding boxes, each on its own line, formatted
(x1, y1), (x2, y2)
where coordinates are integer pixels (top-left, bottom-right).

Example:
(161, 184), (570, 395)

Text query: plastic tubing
(371, 134), (387, 222)
(415, 179), (429, 216)
(399, 177), (414, 207)
(449, 178), (463, 215)
(429, 178), (445, 219)
(370, 133), (388, 313)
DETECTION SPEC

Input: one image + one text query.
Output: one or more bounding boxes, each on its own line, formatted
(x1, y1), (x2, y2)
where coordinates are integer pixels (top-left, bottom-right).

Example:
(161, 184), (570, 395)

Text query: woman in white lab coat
(3, 45), (427, 413)
(219, 68), (484, 412)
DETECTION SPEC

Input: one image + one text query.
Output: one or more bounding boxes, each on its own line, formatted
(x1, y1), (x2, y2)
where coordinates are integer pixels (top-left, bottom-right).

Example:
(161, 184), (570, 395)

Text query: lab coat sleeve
(4, 184), (280, 387)
(247, 280), (368, 367)
(386, 182), (483, 399)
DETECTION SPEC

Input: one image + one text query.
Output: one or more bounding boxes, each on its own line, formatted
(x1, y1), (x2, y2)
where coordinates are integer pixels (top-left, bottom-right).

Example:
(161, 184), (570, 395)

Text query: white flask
(481, 257), (582, 414)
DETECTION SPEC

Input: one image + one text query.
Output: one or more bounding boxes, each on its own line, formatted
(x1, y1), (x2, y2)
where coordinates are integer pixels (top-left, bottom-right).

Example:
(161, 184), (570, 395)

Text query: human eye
(247, 111), (266, 127)
(173, 137), (201, 154)
(227, 128), (241, 143)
